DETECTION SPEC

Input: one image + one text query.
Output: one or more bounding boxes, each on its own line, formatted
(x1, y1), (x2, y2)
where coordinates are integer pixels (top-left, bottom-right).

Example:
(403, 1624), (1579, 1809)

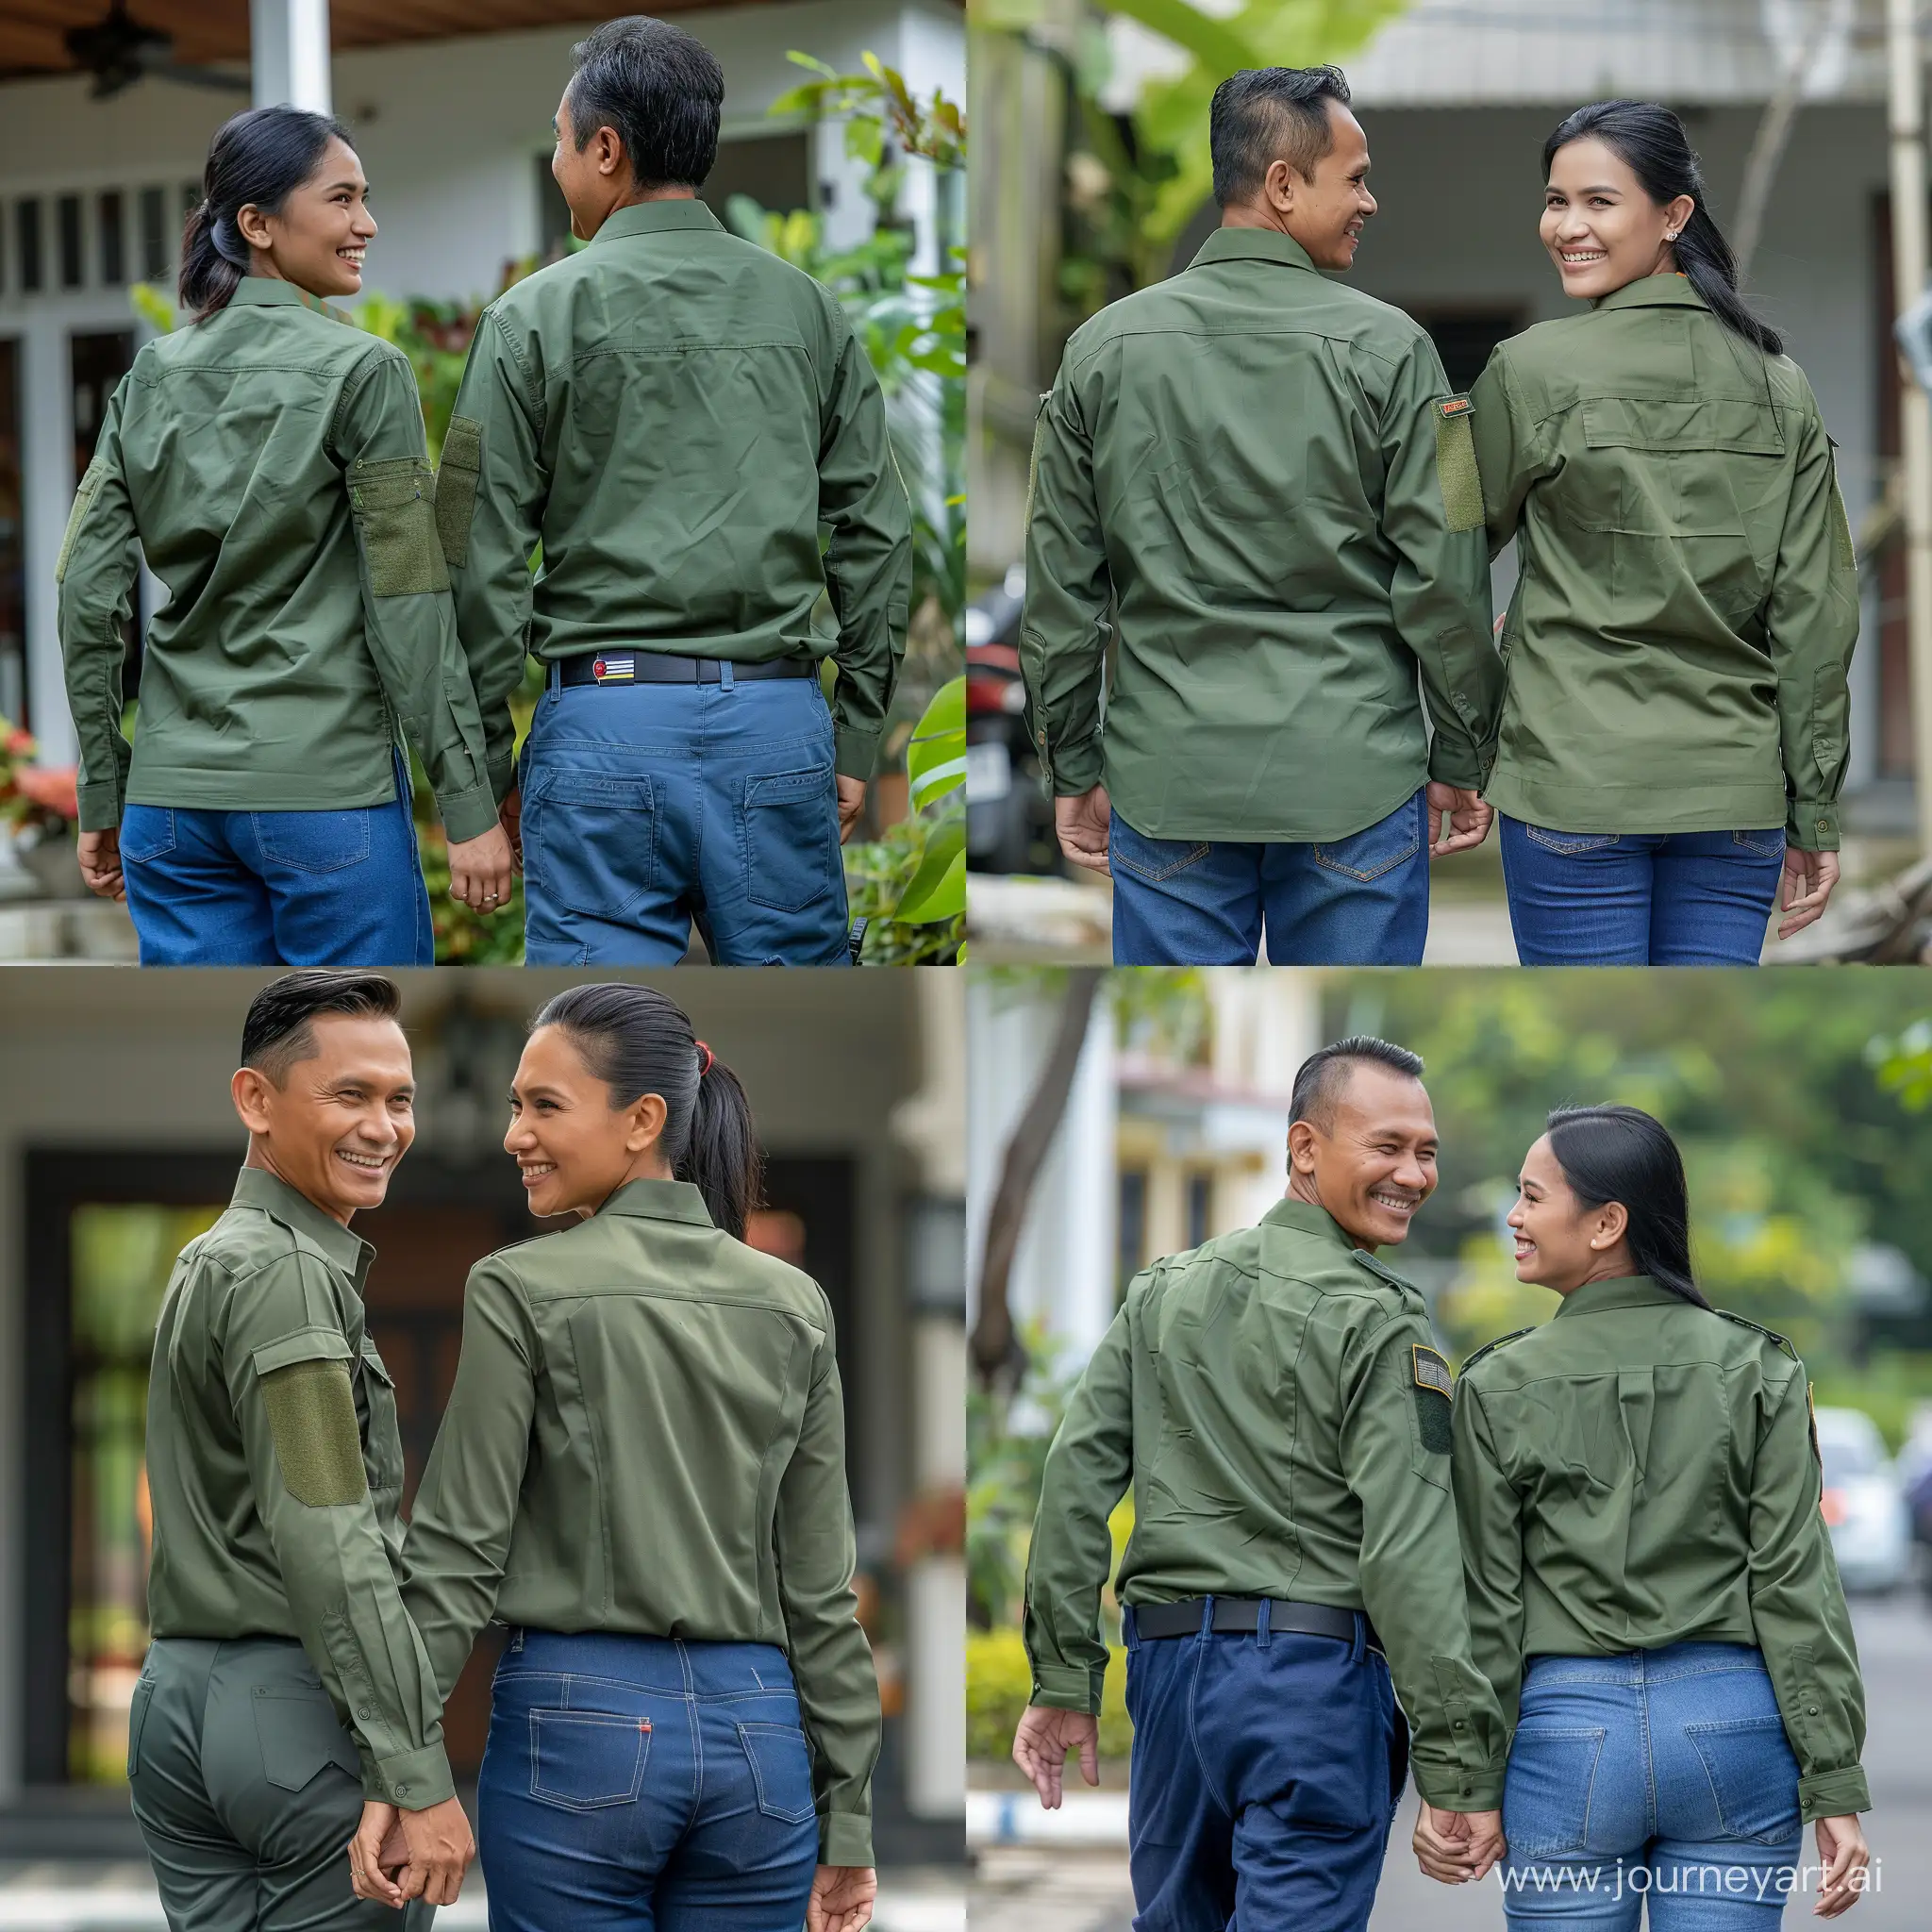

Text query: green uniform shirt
(1024, 1198), (1509, 1807)
(1453, 1275), (1868, 1822)
(1021, 226), (1505, 842)
(57, 277), (503, 841)
(1470, 276), (1858, 851)
(440, 200), (911, 782)
(400, 1178), (880, 1866)
(143, 1167), (455, 1808)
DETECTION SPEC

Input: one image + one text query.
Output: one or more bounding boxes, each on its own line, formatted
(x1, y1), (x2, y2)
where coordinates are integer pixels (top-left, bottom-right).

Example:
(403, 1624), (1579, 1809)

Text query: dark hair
(180, 105), (353, 322)
(1544, 1104), (1710, 1308)
(1210, 65), (1352, 208)
(1542, 100), (1783, 357)
(566, 16), (724, 191)
(241, 971), (401, 1085)
(532, 983), (762, 1240)
(1291, 1035), (1424, 1130)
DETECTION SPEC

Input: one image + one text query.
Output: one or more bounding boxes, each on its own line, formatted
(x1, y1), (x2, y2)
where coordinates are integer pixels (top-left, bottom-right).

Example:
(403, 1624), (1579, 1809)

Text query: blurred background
(0, 0), (966, 965)
(0, 967), (965, 1929)
(965, 965), (1932, 1927)
(965, 0), (1932, 966)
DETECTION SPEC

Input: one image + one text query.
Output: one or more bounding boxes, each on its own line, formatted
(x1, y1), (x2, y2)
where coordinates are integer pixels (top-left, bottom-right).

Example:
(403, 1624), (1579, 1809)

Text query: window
(58, 194), (83, 290)
(99, 192), (125, 286)
(0, 340), (22, 727)
(1185, 1172), (1211, 1252)
(17, 200), (42, 294)
(1410, 308), (1526, 394)
(1118, 1169), (1148, 1298)
(701, 131), (812, 225)
(140, 186), (168, 280)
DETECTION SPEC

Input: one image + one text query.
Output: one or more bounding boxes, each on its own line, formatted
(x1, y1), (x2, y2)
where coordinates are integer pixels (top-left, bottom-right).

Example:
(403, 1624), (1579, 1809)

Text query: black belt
(1133, 1597), (1383, 1654)
(558, 652), (815, 688)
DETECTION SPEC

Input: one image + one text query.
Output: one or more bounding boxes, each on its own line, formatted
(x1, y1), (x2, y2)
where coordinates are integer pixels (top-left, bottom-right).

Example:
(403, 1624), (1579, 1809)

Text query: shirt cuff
(76, 778), (123, 834)
(436, 778), (500, 845)
(1028, 1663), (1103, 1716)
(819, 1809), (874, 1868)
(834, 725), (881, 781)
(1042, 735), (1104, 797)
(1798, 1765), (1870, 1821)
(362, 1739), (457, 1809)
(1410, 1754), (1506, 1810)
(1426, 733), (1487, 791)
(488, 749), (517, 807)
(1787, 799), (1839, 852)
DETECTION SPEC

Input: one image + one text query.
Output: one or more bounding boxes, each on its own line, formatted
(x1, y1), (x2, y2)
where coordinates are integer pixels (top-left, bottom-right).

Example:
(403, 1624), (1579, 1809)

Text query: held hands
(499, 787), (524, 872)
(348, 1794), (475, 1908)
(836, 775), (867, 846)
(1777, 846), (1840, 941)
(1813, 1815), (1870, 1919)
(1426, 783), (1493, 858)
(808, 1864), (878, 1932)
(1412, 1803), (1507, 1886)
(76, 828), (125, 901)
(445, 823), (515, 916)
(1055, 786), (1112, 876)
(1012, 1704), (1100, 1809)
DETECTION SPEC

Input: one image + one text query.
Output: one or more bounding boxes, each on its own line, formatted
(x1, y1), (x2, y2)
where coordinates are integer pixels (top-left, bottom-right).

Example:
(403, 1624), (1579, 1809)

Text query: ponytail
(530, 983), (764, 1240)
(179, 104), (352, 322)
(1542, 99), (1784, 358)
(1544, 1104), (1710, 1309)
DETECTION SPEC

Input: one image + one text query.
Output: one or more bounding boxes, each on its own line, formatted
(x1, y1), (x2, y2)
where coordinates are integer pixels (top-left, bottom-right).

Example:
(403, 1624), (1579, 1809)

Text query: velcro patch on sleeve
(435, 415), (482, 569)
(1413, 1343), (1454, 1396)
(1434, 394), (1483, 533)
(349, 457), (451, 598)
(1412, 1344), (1453, 1454)
(260, 1358), (369, 1507)
(56, 459), (109, 586)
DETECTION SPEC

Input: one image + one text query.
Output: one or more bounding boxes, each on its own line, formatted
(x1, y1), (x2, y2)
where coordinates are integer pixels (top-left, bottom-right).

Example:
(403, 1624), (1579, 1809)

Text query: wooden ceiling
(0, 2), (755, 80)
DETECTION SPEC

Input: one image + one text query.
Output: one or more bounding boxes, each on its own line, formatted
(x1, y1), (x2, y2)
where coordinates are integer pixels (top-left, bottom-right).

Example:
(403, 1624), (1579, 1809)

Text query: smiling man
(127, 972), (473, 1929)
(1023, 65), (1506, 965)
(1013, 1035), (1508, 1930)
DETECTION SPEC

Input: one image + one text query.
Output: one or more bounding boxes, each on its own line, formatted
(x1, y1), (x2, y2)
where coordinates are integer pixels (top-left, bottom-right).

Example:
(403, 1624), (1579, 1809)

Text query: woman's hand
(447, 823), (515, 915)
(1812, 1814), (1869, 1918)
(1777, 846), (1840, 940)
(808, 1863), (877, 1932)
(347, 1800), (405, 1908)
(1055, 786), (1112, 875)
(76, 828), (125, 901)
(1426, 783), (1492, 858)
(1412, 1803), (1506, 1885)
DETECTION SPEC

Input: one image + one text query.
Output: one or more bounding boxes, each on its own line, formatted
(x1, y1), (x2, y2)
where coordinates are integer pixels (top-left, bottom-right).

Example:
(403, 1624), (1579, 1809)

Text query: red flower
(15, 765), (78, 820)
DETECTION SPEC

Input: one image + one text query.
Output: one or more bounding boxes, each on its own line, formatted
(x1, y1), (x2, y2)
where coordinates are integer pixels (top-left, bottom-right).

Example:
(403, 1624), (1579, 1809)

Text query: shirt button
(358, 1707), (373, 1719)
(396, 1784), (409, 1797)
(1808, 1706), (1821, 1715)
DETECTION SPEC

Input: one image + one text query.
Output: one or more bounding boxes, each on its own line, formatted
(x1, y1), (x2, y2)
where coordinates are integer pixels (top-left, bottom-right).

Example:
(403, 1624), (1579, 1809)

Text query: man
(129, 972), (474, 1926)
(1023, 67), (1505, 965)
(1013, 1037), (1508, 1928)
(441, 15), (912, 966)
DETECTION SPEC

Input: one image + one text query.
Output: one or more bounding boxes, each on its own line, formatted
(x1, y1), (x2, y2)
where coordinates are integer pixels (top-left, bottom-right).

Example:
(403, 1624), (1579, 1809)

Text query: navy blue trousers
(1124, 1603), (1405, 1932)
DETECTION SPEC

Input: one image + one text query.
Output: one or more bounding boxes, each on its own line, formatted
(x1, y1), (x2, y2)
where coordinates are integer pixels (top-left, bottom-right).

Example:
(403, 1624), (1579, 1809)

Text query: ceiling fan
(64, 0), (251, 98)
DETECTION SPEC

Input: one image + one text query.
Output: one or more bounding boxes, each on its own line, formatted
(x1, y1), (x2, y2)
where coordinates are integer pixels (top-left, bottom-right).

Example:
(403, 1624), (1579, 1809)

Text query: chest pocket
(355, 1340), (406, 1499)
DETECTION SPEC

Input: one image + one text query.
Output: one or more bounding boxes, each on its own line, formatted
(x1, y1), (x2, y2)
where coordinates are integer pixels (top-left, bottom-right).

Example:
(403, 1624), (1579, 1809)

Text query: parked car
(1813, 1406), (1912, 1593)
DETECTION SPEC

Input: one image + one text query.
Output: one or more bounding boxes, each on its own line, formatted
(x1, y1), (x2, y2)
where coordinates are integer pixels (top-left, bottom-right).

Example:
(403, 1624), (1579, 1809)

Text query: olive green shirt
(440, 199), (911, 782)
(1471, 276), (1858, 851)
(1454, 1275), (1868, 1822)
(143, 1168), (455, 1808)
(57, 277), (503, 841)
(400, 1178), (879, 1866)
(1021, 226), (1505, 841)
(1024, 1198), (1509, 1807)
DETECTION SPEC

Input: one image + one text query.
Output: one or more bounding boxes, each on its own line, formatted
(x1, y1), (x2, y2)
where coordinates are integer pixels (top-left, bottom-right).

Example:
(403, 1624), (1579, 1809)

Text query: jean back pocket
(1313, 796), (1423, 882)
(529, 1710), (652, 1811)
(1686, 1715), (1802, 1845)
(254, 808), (375, 876)
(1504, 1724), (1607, 1857)
(525, 769), (658, 919)
(736, 1722), (816, 1824)
(742, 766), (838, 911)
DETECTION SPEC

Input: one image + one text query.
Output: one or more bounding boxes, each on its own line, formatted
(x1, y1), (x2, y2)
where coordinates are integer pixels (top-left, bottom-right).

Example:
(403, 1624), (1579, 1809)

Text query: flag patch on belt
(1412, 1344), (1454, 1396)
(591, 655), (635, 683)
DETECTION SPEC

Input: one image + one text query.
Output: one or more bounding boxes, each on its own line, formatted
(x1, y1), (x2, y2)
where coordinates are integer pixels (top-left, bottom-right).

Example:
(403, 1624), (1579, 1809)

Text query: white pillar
(22, 318), (75, 768)
(252, 0), (332, 113)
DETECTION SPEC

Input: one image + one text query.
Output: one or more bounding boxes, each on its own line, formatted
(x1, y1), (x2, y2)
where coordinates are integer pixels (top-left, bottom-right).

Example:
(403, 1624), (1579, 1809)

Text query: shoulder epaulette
(1460, 1326), (1535, 1374)
(1710, 1306), (1801, 1362)
(1348, 1249), (1422, 1300)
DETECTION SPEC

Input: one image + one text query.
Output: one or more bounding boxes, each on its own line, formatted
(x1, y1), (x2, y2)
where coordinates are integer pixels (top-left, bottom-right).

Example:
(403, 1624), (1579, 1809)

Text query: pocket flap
(536, 770), (656, 812)
(358, 1338), (395, 1388)
(1582, 396), (1784, 456)
(252, 1689), (361, 1793)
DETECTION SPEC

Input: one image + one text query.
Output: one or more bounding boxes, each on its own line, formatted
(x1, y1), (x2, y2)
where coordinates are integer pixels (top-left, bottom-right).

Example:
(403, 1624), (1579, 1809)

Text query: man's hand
(447, 824), (515, 915)
(391, 1794), (475, 1907)
(1012, 1704), (1100, 1809)
(1778, 846), (1840, 941)
(1813, 1814), (1869, 1918)
(1426, 783), (1492, 858)
(76, 828), (125, 901)
(1412, 1804), (1507, 1885)
(808, 1864), (877, 1932)
(499, 786), (524, 872)
(1055, 786), (1111, 875)
(347, 1800), (405, 1908)
(836, 775), (867, 846)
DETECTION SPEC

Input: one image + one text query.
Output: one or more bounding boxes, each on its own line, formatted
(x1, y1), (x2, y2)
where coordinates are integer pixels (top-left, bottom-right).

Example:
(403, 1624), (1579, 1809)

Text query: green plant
(966, 1628), (1133, 1762)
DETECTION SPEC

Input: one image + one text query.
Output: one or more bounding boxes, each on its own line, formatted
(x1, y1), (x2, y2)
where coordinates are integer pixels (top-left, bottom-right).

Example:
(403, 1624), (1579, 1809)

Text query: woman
(1418, 1106), (1871, 1923)
(1469, 103), (1856, 966)
(352, 984), (878, 1932)
(57, 106), (512, 966)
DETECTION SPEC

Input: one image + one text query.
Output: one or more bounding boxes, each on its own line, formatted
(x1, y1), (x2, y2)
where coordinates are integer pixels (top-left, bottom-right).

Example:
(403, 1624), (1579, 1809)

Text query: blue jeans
(1108, 790), (1429, 965)
(119, 752), (431, 966)
(478, 1629), (820, 1932)
(1501, 1643), (1804, 1929)
(1500, 819), (1786, 966)
(1122, 1602), (1402, 1932)
(521, 668), (850, 966)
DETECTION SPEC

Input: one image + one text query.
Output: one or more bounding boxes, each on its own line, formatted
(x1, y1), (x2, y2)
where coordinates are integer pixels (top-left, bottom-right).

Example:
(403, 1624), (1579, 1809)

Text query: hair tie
(695, 1041), (714, 1077)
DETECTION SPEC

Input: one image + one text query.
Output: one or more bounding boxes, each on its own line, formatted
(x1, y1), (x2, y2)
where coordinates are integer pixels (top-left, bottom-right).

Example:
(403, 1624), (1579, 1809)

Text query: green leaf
(907, 675), (966, 807)
(894, 817), (966, 923)
(1101, 0), (1258, 78)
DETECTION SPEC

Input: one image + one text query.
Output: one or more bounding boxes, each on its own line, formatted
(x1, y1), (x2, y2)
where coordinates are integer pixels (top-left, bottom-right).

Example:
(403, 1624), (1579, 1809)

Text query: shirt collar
(591, 200), (724, 247)
(231, 1166), (373, 1284)
(1591, 273), (1707, 316)
(599, 1177), (717, 1227)
(225, 277), (342, 316)
(1187, 225), (1319, 275)
(1553, 1274), (1684, 1319)
(1260, 1196), (1365, 1252)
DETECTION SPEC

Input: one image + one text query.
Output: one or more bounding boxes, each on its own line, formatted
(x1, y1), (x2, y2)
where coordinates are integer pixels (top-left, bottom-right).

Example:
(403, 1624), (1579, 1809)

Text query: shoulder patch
(1461, 1325), (1536, 1374)
(1412, 1343), (1454, 1396)
(1437, 393), (1474, 419)
(1434, 393), (1483, 531)
(1710, 1306), (1800, 1363)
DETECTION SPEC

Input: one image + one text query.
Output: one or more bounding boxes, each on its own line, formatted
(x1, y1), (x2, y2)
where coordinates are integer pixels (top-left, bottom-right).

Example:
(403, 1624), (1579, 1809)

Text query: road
(969, 1595), (1932, 1929)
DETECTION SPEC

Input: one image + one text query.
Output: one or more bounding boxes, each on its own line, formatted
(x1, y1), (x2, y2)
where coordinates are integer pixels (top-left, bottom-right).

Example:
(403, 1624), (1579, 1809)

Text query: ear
(622, 1091), (670, 1157)
(1287, 1119), (1319, 1174)
(234, 203), (273, 251)
(231, 1065), (275, 1136)
(597, 125), (627, 181)
(1594, 1199), (1630, 1249)
(1265, 157), (1297, 213)
(1662, 193), (1695, 241)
